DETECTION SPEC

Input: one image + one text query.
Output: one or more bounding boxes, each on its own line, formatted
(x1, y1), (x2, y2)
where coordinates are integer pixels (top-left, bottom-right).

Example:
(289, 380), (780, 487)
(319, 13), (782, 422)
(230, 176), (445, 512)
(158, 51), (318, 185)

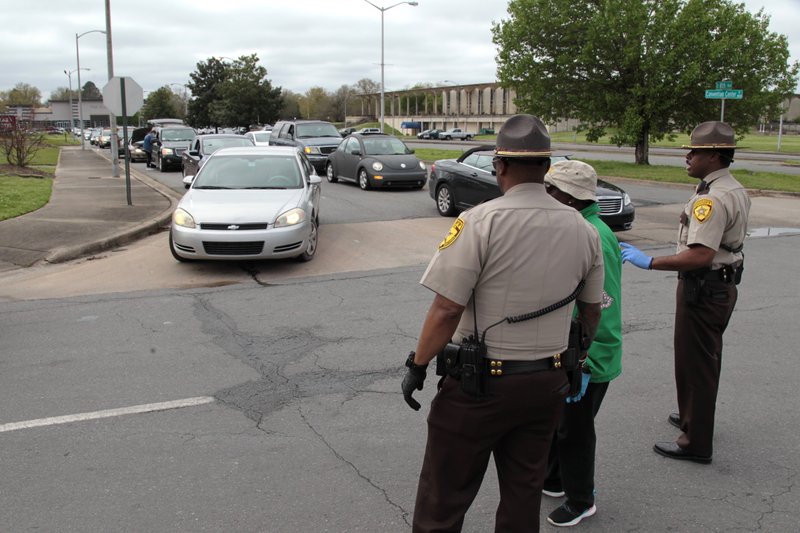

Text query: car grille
(598, 197), (623, 215)
(200, 223), (269, 231)
(319, 146), (337, 155)
(202, 241), (264, 255)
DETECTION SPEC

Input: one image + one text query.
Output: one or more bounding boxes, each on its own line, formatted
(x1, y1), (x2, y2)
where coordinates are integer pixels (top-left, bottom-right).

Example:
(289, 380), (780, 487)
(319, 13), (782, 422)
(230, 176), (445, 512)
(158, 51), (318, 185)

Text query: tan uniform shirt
(421, 182), (604, 361)
(677, 168), (751, 269)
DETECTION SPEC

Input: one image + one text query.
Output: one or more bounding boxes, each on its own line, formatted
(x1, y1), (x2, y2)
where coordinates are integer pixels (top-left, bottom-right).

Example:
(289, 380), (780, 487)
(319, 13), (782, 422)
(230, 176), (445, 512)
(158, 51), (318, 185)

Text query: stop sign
(102, 76), (144, 116)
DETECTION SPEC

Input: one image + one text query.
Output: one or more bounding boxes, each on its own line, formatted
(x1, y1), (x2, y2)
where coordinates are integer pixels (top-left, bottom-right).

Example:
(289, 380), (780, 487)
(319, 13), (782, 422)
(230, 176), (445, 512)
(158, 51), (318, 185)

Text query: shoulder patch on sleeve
(439, 218), (464, 250)
(692, 198), (713, 222)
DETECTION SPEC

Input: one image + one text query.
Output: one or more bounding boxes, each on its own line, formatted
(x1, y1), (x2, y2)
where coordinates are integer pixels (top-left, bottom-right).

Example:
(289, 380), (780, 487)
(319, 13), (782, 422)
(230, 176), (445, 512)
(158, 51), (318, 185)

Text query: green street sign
(705, 89), (743, 99)
(716, 80), (733, 90)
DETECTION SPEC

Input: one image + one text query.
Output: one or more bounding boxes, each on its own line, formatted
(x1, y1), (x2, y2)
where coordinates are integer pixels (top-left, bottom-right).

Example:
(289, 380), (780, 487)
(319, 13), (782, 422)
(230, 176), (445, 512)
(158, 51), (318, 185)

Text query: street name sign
(705, 89), (743, 100)
(716, 80), (733, 90)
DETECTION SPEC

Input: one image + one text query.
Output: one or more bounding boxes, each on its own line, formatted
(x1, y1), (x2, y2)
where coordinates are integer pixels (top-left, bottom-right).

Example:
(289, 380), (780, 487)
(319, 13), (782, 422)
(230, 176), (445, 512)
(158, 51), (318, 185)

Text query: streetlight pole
(76, 29), (106, 150)
(362, 0), (418, 133)
(64, 67), (90, 130)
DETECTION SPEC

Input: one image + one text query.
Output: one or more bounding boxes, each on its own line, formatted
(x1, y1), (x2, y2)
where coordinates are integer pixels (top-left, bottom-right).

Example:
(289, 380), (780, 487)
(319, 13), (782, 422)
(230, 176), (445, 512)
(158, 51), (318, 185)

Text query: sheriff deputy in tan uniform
(401, 114), (604, 532)
(620, 120), (750, 464)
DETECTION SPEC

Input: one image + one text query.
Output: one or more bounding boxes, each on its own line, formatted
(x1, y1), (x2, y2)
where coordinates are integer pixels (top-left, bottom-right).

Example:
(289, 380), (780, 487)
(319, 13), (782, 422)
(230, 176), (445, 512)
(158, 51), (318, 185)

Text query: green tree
(187, 54), (282, 128)
(186, 57), (228, 128)
(279, 89), (302, 120)
(141, 86), (182, 121)
(492, 0), (800, 164)
(81, 81), (102, 100)
(3, 83), (42, 107)
(49, 87), (78, 101)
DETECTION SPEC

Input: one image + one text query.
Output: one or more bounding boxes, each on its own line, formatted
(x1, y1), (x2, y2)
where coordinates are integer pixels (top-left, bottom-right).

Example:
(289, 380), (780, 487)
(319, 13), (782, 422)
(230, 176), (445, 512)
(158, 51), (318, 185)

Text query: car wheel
(158, 155), (165, 173)
(358, 168), (371, 190)
(443, 135), (451, 140)
(436, 184), (457, 216)
(169, 230), (191, 262)
(326, 162), (338, 183)
(296, 217), (318, 262)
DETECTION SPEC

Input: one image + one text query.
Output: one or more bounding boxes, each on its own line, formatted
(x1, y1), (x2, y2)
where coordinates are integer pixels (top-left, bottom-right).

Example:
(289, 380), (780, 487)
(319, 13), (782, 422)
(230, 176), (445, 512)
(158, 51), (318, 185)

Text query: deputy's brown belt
(486, 356), (560, 376)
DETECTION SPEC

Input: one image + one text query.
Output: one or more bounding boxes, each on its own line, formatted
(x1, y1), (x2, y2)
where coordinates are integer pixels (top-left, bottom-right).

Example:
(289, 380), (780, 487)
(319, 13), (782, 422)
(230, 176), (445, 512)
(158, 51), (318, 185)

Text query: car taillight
(431, 163), (436, 173)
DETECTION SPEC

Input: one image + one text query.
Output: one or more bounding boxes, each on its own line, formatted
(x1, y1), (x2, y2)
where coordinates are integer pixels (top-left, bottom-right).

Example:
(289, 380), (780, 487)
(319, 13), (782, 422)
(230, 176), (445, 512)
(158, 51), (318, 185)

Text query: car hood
(597, 178), (624, 197)
(178, 188), (306, 224)
(128, 127), (149, 144)
(297, 136), (342, 147)
(368, 154), (421, 170)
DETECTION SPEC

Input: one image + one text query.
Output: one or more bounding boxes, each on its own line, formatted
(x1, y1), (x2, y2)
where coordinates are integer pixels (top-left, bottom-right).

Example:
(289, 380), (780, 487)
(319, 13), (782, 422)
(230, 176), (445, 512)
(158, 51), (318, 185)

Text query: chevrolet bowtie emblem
(401, 163), (406, 168)
(227, 224), (240, 230)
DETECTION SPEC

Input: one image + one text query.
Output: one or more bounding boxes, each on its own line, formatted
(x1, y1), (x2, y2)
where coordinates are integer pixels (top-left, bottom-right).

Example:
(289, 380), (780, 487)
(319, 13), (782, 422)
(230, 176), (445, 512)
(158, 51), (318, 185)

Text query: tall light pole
(76, 29), (106, 150)
(444, 80), (461, 128)
(362, 0), (418, 133)
(64, 67), (90, 130)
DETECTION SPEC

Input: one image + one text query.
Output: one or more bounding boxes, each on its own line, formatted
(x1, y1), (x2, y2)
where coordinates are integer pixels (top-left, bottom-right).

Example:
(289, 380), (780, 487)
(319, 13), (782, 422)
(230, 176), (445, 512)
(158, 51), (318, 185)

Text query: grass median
(414, 148), (800, 194)
(0, 133), (74, 221)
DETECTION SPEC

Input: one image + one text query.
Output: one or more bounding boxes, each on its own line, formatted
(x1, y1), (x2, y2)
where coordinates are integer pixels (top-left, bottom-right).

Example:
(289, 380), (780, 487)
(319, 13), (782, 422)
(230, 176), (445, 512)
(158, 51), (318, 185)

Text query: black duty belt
(680, 265), (740, 283)
(486, 356), (560, 377)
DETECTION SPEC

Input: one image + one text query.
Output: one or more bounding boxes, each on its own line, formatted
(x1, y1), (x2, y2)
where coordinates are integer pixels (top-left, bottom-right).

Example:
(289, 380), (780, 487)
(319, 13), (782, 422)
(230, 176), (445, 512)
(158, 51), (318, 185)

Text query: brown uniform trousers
(674, 278), (738, 457)
(413, 370), (569, 533)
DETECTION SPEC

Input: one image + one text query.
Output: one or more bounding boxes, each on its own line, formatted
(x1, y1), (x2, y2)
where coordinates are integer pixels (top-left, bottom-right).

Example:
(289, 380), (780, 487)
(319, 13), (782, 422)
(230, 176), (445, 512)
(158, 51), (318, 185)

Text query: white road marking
(0, 396), (216, 433)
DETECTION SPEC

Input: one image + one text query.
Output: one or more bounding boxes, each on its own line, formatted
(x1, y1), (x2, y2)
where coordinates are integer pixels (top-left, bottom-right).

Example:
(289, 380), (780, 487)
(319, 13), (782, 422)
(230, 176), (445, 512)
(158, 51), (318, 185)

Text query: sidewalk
(0, 146), (178, 272)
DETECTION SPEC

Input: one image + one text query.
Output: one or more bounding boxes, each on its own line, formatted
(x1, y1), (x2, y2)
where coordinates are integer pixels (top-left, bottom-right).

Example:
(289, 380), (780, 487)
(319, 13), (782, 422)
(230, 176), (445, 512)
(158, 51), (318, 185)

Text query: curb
(42, 150), (180, 264)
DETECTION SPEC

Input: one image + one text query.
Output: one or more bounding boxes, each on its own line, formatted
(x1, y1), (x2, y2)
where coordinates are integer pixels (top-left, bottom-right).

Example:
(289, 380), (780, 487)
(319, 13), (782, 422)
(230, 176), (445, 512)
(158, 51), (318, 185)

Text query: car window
(362, 136), (409, 156)
(296, 122), (340, 138)
(474, 155), (495, 172)
(161, 128), (195, 141)
(345, 137), (360, 153)
(203, 137), (254, 154)
(194, 155), (303, 189)
(252, 132), (270, 143)
(192, 139), (200, 151)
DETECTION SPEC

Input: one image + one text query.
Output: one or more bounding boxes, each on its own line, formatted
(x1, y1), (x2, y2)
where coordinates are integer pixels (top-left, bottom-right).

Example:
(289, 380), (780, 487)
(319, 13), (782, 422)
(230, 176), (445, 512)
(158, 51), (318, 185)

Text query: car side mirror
(189, 150), (199, 156)
(308, 175), (322, 185)
(182, 175), (194, 189)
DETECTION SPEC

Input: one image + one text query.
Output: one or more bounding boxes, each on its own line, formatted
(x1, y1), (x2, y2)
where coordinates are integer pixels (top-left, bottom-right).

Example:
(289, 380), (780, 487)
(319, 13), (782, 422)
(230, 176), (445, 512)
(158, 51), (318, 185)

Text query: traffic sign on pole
(715, 80), (733, 90)
(102, 76), (143, 115)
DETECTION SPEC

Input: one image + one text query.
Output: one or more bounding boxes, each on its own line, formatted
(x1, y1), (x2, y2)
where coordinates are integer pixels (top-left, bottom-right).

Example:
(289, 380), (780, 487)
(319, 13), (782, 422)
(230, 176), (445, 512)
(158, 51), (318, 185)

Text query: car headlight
(419, 161), (426, 170)
(372, 161), (384, 171)
(275, 207), (306, 228)
(173, 208), (196, 228)
(304, 146), (321, 155)
(161, 148), (174, 156)
(623, 193), (632, 206)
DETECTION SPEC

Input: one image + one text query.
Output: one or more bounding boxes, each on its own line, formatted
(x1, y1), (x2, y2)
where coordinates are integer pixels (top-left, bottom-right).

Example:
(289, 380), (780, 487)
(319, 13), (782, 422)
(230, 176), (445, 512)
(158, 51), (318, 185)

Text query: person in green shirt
(541, 160), (623, 527)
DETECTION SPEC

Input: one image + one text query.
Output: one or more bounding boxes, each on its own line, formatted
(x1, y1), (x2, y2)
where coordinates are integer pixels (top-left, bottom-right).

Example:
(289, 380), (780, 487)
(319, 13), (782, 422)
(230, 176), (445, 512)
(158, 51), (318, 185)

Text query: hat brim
(681, 144), (736, 149)
(494, 150), (552, 158)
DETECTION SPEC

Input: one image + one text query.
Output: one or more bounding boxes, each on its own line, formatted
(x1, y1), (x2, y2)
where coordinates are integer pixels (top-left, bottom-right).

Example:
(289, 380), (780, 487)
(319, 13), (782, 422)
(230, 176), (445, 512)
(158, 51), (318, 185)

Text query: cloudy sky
(1, 0), (797, 102)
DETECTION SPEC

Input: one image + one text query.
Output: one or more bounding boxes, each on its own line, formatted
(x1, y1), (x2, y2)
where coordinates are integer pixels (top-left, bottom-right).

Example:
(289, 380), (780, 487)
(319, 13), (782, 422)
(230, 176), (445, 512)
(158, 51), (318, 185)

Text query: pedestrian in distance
(541, 160), (623, 527)
(143, 128), (155, 168)
(619, 121), (750, 464)
(401, 114), (605, 533)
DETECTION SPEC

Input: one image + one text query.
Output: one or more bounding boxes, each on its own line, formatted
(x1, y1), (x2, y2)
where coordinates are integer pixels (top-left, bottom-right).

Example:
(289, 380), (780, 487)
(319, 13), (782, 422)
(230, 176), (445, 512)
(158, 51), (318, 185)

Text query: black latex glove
(402, 351), (428, 411)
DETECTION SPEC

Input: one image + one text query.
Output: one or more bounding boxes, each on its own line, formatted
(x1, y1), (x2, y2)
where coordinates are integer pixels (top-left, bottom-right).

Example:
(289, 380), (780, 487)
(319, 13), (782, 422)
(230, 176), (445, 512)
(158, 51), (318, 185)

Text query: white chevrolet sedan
(169, 146), (322, 262)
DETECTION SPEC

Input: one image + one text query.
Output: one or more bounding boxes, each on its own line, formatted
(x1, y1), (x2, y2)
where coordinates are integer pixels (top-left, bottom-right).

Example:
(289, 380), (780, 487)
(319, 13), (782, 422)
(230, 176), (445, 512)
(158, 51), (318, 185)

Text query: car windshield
(193, 155), (303, 190)
(362, 137), (410, 156)
(161, 128), (195, 141)
(296, 123), (340, 138)
(252, 132), (270, 143)
(203, 137), (254, 154)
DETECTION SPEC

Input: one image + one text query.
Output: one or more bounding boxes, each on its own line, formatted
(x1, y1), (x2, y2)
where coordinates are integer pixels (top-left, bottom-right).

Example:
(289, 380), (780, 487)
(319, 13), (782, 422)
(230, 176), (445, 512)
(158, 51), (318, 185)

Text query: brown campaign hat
(495, 114), (552, 158)
(682, 121), (736, 149)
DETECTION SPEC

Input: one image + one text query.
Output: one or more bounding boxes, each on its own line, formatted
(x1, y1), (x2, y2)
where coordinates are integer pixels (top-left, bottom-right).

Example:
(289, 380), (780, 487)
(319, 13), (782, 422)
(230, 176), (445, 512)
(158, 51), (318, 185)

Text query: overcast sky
(1, 0), (797, 102)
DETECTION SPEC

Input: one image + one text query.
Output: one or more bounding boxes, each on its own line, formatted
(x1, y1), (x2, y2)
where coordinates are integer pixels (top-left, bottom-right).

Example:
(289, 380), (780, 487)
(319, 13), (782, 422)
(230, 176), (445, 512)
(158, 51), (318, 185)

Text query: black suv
(153, 124), (196, 172)
(269, 120), (341, 174)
